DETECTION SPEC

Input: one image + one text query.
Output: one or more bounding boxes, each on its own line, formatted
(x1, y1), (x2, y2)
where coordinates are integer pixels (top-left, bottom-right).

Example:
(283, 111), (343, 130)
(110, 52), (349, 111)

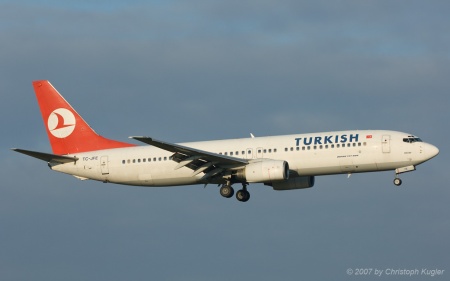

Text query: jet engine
(269, 176), (315, 190)
(236, 160), (289, 183)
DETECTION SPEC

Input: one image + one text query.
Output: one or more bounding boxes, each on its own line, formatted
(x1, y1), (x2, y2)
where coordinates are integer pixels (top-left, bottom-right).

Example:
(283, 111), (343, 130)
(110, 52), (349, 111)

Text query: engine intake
(236, 160), (289, 183)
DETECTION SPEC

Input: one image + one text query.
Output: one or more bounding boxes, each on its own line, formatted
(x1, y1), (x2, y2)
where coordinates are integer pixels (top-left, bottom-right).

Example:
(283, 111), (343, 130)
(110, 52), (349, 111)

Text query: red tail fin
(33, 80), (135, 155)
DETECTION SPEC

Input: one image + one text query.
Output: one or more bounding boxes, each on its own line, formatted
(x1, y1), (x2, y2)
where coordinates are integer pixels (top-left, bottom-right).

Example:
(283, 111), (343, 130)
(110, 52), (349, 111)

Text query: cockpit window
(403, 137), (423, 143)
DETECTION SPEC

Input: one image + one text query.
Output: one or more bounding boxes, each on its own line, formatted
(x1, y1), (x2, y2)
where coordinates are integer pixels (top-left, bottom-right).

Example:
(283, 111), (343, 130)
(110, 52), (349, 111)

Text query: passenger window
(164, 157), (167, 161)
(122, 160), (125, 164)
(138, 159), (141, 163)
(133, 159), (136, 163)
(230, 152), (234, 156)
(263, 149), (267, 153)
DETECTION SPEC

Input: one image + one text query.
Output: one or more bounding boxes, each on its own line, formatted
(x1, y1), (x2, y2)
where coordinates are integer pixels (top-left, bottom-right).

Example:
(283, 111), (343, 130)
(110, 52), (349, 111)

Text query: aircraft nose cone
(426, 143), (439, 159)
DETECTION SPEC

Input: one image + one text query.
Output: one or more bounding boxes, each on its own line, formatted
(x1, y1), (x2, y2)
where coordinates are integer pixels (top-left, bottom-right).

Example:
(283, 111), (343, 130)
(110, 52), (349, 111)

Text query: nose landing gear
(393, 177), (402, 186)
(393, 165), (416, 186)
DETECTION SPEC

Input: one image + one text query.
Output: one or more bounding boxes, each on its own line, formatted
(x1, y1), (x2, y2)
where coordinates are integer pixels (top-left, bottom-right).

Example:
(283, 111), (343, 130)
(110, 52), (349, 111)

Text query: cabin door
(100, 156), (109, 175)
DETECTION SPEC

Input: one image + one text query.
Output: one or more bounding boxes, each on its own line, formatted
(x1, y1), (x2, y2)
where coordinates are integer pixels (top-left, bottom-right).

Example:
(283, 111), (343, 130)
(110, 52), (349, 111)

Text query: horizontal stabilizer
(12, 148), (78, 163)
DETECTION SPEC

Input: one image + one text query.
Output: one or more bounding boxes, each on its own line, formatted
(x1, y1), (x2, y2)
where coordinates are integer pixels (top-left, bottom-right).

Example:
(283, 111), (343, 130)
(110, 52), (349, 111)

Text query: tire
(236, 189), (250, 202)
(393, 178), (402, 186)
(220, 185), (234, 198)
(242, 190), (250, 202)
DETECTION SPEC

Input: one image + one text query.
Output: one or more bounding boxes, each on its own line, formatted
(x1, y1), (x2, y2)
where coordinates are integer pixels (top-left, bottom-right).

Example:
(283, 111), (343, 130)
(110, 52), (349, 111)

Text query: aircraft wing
(130, 136), (248, 180)
(12, 148), (78, 163)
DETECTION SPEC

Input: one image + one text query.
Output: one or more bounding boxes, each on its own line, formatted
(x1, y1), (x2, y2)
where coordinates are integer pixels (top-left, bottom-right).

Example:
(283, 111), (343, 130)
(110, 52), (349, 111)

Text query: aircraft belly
(149, 177), (200, 186)
(147, 168), (201, 186)
(290, 152), (380, 176)
(295, 162), (384, 176)
(375, 150), (418, 171)
(110, 165), (201, 186)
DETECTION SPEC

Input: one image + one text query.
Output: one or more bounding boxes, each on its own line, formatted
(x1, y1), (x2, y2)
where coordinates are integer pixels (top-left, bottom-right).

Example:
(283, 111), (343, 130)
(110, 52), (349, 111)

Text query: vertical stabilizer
(33, 80), (135, 155)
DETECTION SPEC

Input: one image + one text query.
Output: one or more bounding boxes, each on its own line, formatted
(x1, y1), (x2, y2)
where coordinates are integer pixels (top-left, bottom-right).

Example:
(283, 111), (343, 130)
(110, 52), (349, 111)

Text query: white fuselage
(51, 130), (438, 187)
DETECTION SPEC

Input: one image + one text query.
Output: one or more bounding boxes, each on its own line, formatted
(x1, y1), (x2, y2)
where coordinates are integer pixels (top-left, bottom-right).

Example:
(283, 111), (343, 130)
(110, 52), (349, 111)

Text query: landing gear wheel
(393, 178), (402, 186)
(236, 189), (250, 202)
(220, 185), (234, 198)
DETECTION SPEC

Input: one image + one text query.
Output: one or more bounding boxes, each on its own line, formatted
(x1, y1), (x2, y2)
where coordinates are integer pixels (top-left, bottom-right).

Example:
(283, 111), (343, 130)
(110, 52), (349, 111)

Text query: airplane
(13, 80), (439, 202)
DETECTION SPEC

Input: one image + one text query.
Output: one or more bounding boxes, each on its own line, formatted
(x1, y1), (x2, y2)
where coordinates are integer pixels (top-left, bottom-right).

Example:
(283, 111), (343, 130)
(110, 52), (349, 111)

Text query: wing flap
(174, 156), (202, 170)
(130, 136), (248, 182)
(192, 162), (217, 176)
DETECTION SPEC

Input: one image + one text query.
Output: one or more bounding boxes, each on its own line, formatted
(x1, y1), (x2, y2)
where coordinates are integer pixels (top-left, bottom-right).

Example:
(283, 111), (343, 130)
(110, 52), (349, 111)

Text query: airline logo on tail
(47, 108), (76, 138)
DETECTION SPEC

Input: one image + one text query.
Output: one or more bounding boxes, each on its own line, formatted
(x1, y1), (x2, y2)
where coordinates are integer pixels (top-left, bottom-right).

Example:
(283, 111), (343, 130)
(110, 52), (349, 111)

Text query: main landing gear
(219, 184), (234, 198)
(236, 185), (250, 202)
(220, 182), (250, 202)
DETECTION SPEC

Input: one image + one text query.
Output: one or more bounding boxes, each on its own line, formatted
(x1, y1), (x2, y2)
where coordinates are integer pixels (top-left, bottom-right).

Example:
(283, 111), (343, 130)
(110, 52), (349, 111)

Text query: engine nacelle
(236, 160), (289, 183)
(270, 176), (315, 190)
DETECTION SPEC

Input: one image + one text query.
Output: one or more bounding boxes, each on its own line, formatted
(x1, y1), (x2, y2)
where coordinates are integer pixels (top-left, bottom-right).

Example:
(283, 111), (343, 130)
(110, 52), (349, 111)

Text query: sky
(1, 0), (449, 280)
